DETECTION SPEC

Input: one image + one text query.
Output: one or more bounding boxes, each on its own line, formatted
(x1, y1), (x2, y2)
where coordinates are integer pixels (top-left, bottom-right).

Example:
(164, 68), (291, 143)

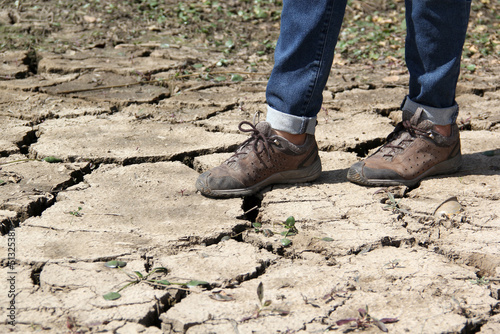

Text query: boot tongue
(380, 108), (431, 161)
(403, 107), (433, 131)
(226, 121), (273, 168)
(255, 122), (273, 136)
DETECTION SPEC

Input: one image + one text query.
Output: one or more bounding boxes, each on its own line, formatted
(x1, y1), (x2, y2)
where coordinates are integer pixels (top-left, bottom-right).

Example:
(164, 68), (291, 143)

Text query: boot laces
(382, 120), (431, 158)
(227, 121), (273, 164)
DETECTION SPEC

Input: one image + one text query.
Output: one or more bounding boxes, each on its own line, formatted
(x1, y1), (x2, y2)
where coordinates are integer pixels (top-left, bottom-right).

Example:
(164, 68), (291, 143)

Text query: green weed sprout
(103, 261), (208, 300)
(252, 216), (299, 247)
(280, 216), (298, 246)
(241, 282), (289, 321)
(336, 305), (398, 332)
(383, 192), (410, 215)
(68, 207), (83, 217)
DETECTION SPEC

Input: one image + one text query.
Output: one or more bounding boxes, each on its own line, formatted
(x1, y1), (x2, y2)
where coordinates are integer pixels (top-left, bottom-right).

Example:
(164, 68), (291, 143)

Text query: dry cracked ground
(1, 8), (500, 334)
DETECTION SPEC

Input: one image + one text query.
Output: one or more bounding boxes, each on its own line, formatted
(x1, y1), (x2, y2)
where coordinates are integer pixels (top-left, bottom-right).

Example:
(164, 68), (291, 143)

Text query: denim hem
(402, 96), (458, 125)
(266, 105), (317, 135)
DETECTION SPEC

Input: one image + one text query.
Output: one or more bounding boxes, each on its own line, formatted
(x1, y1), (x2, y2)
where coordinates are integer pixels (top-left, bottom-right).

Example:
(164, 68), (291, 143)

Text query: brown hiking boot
(347, 108), (462, 187)
(196, 121), (322, 198)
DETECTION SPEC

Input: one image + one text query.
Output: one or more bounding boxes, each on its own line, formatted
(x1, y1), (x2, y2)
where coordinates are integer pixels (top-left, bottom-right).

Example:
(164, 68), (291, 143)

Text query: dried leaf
(380, 318), (399, 324)
(273, 308), (290, 316)
(209, 292), (235, 302)
(358, 308), (367, 317)
(336, 318), (357, 326)
(433, 196), (462, 217)
(262, 229), (273, 237)
(373, 319), (388, 332)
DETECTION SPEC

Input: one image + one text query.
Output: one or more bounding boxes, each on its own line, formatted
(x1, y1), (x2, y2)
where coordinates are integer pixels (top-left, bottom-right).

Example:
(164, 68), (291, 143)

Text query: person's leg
(405, 0), (471, 120)
(348, 0), (471, 187)
(266, 0), (348, 137)
(196, 0), (347, 198)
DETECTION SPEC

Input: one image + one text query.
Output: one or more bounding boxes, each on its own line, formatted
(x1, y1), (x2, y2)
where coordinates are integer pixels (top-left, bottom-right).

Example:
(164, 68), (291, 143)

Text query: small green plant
(383, 192), (409, 215)
(280, 216), (298, 246)
(255, 282), (272, 314)
(252, 216), (299, 247)
(252, 222), (274, 237)
(103, 261), (208, 300)
(42, 156), (63, 163)
(68, 207), (83, 217)
(312, 236), (334, 242)
(469, 277), (490, 286)
(241, 282), (289, 321)
(104, 260), (127, 268)
(336, 306), (398, 332)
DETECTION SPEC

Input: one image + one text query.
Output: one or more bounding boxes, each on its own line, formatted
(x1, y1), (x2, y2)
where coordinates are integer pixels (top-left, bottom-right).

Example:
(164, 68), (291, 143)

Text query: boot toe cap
(347, 161), (403, 186)
(195, 171), (245, 197)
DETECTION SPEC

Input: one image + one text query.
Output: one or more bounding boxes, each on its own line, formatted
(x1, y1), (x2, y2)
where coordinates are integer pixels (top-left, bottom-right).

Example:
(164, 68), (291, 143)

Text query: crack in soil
(241, 195), (262, 223)
(202, 102), (241, 122)
(139, 292), (185, 329)
(0, 193), (55, 222)
(0, 168), (93, 236)
(460, 318), (487, 334)
(29, 262), (45, 286)
(346, 236), (416, 256)
(345, 137), (386, 157)
(154, 259), (276, 330)
(0, 215), (18, 235)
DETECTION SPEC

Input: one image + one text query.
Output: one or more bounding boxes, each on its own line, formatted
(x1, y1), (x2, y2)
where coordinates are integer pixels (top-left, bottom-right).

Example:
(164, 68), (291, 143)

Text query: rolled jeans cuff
(266, 105), (317, 135)
(402, 96), (458, 125)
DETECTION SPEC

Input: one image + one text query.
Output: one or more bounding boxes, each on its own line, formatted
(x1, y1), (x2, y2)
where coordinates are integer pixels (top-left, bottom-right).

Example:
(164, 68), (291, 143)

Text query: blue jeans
(266, 0), (471, 134)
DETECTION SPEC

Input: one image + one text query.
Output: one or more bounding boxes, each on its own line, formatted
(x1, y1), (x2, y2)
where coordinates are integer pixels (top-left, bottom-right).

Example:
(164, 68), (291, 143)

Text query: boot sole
(199, 158), (322, 198)
(347, 153), (462, 187)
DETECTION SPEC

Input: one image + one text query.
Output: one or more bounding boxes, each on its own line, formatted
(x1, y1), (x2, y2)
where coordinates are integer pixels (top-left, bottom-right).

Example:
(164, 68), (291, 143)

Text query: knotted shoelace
(227, 121), (273, 164)
(382, 120), (432, 158)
